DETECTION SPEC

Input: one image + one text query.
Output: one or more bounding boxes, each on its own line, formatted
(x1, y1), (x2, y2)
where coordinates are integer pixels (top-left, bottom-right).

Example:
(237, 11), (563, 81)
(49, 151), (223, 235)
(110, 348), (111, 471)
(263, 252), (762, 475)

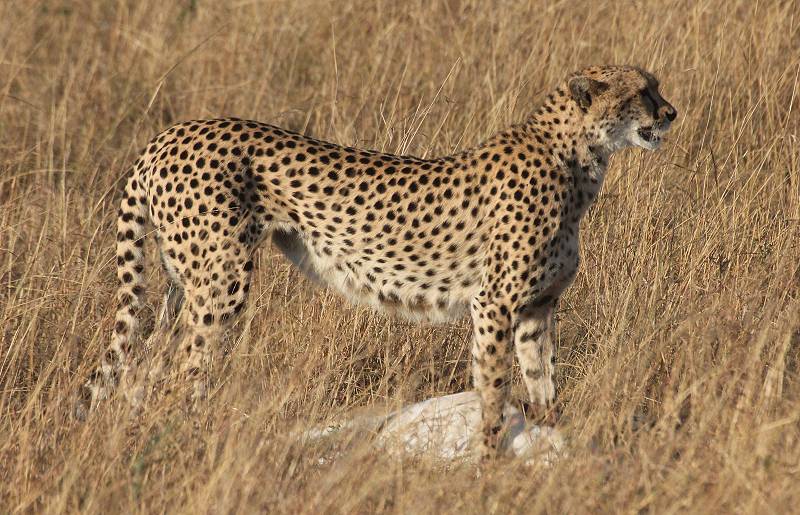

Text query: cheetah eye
(639, 89), (656, 108)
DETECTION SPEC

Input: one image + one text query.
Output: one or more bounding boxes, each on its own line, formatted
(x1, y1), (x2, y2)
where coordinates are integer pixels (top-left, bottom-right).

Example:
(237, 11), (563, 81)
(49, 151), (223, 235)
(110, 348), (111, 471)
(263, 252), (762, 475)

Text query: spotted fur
(84, 65), (676, 458)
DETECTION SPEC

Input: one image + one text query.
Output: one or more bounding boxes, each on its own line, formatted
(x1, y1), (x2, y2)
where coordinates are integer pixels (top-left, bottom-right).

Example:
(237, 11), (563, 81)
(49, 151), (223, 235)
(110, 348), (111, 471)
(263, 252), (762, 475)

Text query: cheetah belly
(271, 230), (471, 323)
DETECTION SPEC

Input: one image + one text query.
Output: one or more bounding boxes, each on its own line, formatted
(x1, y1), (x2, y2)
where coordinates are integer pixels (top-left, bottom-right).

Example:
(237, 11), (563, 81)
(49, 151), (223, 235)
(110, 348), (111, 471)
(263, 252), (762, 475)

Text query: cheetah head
(567, 65), (677, 153)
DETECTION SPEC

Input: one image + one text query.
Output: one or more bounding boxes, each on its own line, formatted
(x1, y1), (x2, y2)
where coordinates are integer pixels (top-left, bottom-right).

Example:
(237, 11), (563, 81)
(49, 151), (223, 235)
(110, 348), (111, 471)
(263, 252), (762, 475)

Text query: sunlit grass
(0, 0), (798, 512)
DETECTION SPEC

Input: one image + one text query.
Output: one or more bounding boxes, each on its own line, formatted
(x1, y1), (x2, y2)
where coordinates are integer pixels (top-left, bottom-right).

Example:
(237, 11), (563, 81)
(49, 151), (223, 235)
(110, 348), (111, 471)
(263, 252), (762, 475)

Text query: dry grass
(1, 0), (799, 512)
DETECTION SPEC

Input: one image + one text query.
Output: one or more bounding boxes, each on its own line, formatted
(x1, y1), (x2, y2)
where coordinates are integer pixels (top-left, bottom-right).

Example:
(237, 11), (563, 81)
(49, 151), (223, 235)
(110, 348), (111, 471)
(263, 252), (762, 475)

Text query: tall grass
(1, 0), (798, 512)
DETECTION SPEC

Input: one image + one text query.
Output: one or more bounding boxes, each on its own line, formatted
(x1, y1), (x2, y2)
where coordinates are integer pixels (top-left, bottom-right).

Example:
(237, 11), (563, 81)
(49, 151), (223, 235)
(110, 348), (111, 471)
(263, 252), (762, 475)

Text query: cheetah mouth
(637, 126), (659, 144)
(634, 125), (663, 149)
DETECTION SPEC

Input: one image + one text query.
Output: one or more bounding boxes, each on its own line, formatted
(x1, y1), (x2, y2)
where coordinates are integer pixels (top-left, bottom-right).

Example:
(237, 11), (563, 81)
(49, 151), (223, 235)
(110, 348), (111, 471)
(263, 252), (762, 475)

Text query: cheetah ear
(568, 76), (609, 110)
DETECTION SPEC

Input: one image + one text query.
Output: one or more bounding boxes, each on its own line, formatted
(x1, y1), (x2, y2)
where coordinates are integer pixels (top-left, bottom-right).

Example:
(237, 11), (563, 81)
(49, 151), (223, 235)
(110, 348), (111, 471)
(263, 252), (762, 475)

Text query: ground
(1, 0), (799, 513)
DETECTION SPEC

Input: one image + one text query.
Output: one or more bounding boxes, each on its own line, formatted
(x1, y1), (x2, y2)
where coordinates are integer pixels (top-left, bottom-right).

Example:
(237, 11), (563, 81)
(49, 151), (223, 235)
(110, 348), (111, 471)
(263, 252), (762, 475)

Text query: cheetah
(85, 65), (676, 458)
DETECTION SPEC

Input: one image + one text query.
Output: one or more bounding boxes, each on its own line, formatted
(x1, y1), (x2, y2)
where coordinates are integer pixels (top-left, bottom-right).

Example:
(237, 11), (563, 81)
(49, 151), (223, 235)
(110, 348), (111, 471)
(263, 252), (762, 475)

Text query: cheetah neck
(523, 88), (610, 187)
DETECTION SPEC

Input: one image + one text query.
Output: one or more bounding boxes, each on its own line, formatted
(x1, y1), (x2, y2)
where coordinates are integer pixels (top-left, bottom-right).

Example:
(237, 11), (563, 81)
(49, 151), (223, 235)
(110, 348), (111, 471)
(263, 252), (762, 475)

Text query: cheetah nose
(659, 104), (677, 122)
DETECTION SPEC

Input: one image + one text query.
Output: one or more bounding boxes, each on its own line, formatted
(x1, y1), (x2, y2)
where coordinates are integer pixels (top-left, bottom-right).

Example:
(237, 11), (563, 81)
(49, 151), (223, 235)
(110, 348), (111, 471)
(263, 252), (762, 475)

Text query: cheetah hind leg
(157, 280), (185, 329)
(118, 282), (187, 412)
(145, 250), (186, 393)
(152, 283), (188, 386)
(176, 246), (254, 405)
(147, 280), (186, 389)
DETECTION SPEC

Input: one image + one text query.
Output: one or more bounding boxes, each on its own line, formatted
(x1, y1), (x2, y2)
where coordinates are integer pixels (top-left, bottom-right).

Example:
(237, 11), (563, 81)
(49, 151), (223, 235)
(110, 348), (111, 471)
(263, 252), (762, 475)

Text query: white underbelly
(315, 254), (471, 323)
(272, 228), (475, 323)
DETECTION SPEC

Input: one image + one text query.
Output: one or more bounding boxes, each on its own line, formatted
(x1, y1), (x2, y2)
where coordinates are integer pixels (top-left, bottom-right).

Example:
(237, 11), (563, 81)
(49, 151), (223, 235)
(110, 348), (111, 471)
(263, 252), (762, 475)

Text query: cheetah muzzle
(82, 65), (676, 461)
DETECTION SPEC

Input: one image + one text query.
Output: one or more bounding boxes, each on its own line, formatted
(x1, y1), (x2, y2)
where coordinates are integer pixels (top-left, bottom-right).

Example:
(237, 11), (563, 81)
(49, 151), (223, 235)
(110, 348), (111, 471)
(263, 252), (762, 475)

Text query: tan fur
(84, 65), (676, 458)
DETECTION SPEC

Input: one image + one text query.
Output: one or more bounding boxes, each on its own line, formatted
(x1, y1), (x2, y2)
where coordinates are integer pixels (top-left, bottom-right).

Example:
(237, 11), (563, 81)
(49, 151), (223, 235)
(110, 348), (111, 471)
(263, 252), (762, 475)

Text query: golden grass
(1, 0), (799, 512)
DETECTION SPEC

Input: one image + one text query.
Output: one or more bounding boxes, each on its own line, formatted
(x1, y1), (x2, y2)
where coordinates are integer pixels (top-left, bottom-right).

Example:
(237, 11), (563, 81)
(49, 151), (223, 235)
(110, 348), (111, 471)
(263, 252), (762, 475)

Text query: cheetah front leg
(514, 296), (559, 423)
(470, 294), (514, 460)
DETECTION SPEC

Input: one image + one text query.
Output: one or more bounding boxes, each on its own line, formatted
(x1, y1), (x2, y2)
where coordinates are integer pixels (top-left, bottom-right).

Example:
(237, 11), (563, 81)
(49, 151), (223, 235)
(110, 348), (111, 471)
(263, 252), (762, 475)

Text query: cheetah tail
(78, 164), (150, 417)
(109, 167), (150, 375)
